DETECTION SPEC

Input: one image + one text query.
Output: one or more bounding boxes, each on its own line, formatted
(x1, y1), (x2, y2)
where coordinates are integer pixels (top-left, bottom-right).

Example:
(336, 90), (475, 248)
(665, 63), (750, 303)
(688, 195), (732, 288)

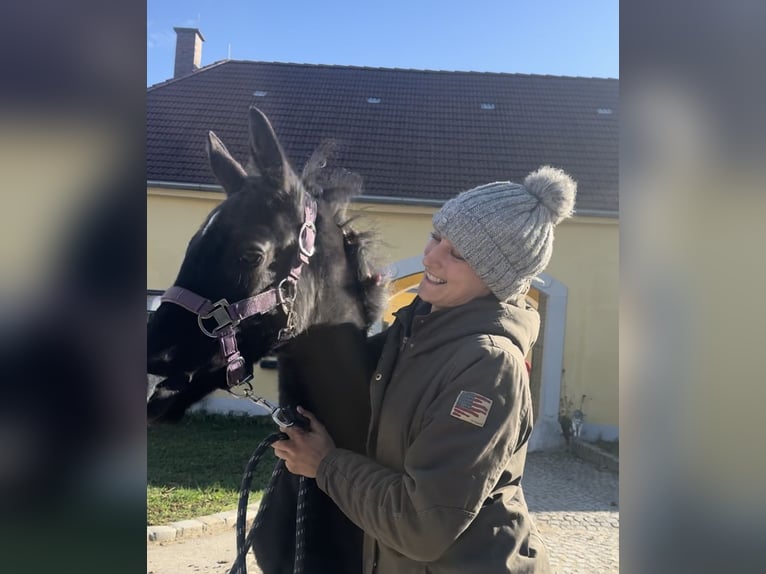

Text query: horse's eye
(241, 251), (265, 266)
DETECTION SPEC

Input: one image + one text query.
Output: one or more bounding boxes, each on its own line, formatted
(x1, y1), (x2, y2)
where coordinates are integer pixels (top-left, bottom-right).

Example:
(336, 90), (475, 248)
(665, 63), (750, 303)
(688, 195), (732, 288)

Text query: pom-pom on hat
(432, 166), (576, 300)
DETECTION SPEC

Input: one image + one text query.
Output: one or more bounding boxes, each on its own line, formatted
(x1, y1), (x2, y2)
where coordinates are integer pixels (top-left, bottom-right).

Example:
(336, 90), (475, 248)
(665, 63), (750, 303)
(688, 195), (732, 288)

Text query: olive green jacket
(316, 295), (550, 573)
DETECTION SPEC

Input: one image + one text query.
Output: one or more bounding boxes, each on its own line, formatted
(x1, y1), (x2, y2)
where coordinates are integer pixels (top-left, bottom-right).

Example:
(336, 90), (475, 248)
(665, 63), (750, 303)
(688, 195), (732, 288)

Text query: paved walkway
(524, 450), (619, 573)
(148, 449), (619, 574)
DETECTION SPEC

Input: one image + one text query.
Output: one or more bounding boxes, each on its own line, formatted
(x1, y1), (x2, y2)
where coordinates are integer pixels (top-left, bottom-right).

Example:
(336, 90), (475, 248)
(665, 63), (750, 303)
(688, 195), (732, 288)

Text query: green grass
(147, 413), (280, 526)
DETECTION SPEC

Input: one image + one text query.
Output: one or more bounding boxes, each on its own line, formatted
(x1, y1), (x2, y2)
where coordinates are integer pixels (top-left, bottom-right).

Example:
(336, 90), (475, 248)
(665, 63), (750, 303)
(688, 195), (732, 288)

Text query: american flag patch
(450, 391), (493, 427)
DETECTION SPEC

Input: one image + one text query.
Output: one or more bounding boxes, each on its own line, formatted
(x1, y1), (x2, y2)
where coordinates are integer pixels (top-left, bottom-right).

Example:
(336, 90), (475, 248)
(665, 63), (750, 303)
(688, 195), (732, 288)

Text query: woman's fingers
(296, 406), (326, 432)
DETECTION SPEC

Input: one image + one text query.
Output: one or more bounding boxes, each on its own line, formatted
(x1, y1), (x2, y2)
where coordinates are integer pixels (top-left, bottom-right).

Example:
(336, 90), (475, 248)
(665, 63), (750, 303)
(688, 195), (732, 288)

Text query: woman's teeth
(426, 271), (446, 284)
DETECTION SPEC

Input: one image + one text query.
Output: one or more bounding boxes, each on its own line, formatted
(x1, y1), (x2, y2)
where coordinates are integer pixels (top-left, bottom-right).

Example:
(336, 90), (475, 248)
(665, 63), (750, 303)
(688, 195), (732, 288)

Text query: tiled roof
(148, 61), (618, 215)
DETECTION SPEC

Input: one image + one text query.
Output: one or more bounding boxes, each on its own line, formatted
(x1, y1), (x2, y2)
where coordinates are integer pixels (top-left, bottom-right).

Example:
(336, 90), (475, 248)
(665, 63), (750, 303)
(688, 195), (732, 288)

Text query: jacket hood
(395, 295), (540, 357)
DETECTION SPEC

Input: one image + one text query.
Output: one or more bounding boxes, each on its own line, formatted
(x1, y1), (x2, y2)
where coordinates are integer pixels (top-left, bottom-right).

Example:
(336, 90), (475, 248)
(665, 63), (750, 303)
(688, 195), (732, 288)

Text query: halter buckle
(197, 299), (235, 337)
(298, 222), (316, 258)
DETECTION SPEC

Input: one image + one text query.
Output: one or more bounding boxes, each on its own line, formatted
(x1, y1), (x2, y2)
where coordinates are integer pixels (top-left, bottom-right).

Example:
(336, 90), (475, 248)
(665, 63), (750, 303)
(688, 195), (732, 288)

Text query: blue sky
(147, 1), (618, 87)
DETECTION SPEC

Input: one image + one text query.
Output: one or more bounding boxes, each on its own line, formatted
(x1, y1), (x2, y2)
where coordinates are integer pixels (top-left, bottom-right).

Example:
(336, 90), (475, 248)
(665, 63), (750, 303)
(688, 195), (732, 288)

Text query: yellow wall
(347, 203), (435, 263)
(148, 188), (618, 429)
(147, 188), (226, 288)
(546, 218), (619, 428)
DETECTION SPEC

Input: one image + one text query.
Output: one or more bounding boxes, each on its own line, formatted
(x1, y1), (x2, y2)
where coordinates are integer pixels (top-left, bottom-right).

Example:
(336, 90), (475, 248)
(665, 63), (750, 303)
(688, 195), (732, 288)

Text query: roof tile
(148, 61), (618, 213)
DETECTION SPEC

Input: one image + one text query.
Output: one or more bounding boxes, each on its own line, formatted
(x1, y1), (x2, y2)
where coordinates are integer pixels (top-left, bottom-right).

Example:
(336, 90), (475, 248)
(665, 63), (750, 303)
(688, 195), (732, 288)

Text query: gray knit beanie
(432, 165), (577, 300)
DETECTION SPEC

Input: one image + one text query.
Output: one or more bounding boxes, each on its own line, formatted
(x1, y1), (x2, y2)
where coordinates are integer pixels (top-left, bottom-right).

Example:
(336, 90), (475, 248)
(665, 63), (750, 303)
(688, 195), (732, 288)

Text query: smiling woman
(418, 231), (491, 311)
(274, 166), (577, 574)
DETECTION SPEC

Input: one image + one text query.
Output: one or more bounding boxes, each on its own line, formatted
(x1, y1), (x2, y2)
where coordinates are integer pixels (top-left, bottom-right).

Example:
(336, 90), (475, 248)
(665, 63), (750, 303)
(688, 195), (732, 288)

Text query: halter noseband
(159, 198), (318, 389)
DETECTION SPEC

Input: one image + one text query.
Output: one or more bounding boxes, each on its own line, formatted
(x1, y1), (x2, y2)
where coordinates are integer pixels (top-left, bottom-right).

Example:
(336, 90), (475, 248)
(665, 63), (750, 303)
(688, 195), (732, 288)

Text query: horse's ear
(248, 106), (291, 189)
(207, 131), (247, 195)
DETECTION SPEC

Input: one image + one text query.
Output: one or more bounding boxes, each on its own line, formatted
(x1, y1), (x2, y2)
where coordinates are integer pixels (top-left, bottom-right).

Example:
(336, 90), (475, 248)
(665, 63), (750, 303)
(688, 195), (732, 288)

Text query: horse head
(147, 106), (387, 423)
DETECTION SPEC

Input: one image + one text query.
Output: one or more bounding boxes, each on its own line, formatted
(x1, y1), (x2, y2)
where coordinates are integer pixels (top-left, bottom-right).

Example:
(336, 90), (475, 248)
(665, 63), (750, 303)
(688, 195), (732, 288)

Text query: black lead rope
(227, 431), (284, 574)
(227, 418), (311, 574)
(223, 379), (312, 574)
(293, 474), (309, 573)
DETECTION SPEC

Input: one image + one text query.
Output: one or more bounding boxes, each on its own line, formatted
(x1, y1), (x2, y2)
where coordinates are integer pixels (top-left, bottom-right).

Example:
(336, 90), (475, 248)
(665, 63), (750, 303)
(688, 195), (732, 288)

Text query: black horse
(147, 107), (388, 573)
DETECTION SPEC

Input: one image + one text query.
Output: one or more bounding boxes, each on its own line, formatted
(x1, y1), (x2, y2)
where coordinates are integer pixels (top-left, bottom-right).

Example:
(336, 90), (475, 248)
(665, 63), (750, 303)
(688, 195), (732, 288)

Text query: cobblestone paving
(525, 450), (620, 573)
(148, 449), (619, 574)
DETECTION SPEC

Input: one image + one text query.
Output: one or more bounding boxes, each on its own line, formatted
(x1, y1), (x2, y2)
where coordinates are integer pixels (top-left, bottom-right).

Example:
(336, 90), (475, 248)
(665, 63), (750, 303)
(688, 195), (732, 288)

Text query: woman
(273, 165), (576, 573)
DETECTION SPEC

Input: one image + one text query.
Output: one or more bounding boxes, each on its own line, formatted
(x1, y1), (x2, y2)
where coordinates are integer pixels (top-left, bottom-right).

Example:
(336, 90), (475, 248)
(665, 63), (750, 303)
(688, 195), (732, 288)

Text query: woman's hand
(271, 407), (335, 478)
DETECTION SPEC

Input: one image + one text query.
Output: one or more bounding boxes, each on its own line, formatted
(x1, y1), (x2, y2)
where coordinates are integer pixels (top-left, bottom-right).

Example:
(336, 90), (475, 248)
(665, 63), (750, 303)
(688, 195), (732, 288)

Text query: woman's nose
(423, 239), (443, 266)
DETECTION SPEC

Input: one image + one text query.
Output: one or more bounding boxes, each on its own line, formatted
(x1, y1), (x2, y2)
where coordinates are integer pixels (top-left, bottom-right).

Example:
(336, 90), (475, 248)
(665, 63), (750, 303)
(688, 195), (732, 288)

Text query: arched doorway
(385, 256), (567, 451)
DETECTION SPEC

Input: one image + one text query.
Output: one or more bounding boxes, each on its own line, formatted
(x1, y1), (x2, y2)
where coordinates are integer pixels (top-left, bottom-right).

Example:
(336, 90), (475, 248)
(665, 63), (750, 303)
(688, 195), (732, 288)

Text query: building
(147, 29), (618, 449)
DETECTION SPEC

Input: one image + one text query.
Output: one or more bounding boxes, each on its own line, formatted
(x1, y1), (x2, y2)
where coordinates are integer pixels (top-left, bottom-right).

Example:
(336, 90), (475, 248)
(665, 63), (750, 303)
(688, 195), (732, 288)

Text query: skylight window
(367, 97), (381, 104)
(480, 103), (496, 110)
(253, 90), (268, 97)
(597, 108), (613, 115)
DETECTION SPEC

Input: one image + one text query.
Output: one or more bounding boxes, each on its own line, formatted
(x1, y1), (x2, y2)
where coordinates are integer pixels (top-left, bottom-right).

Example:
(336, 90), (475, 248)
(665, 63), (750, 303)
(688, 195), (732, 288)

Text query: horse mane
(301, 140), (389, 329)
(339, 224), (389, 327)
